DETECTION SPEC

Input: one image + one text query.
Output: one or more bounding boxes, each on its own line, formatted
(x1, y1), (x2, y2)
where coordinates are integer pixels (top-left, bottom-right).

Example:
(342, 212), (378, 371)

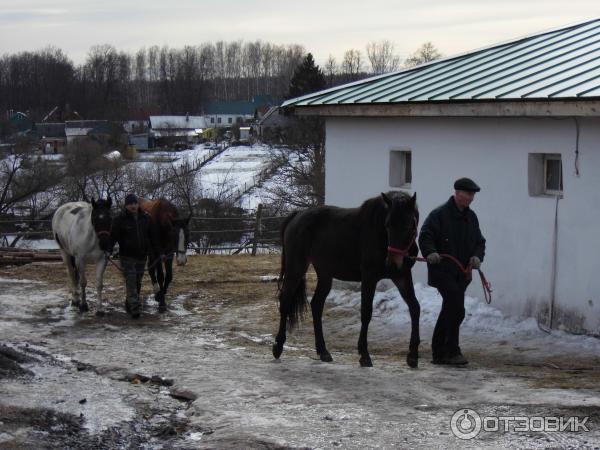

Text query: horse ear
(410, 192), (417, 207)
(381, 192), (392, 209)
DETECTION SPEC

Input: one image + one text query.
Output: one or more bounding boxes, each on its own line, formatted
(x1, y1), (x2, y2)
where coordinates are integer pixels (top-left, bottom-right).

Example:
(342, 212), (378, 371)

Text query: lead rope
(104, 253), (167, 274)
(410, 254), (493, 304)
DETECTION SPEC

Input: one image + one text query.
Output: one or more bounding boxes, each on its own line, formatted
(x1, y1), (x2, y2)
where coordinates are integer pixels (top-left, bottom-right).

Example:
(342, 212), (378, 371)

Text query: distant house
(239, 126), (251, 142)
(257, 106), (295, 139)
(283, 18), (600, 335)
(6, 111), (33, 135)
(65, 120), (109, 144)
(148, 115), (207, 148)
(32, 123), (66, 154)
(202, 95), (279, 129)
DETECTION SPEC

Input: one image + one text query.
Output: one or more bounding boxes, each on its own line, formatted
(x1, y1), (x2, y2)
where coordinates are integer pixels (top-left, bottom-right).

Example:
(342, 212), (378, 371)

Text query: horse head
(382, 192), (418, 271)
(171, 213), (191, 266)
(91, 197), (113, 252)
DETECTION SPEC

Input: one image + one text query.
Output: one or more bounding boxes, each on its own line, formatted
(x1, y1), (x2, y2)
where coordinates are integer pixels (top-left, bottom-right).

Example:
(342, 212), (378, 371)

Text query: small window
(389, 150), (412, 188)
(236, 117), (242, 124)
(544, 154), (563, 194)
(528, 153), (563, 197)
(217, 117), (222, 124)
(210, 117), (215, 124)
(228, 117), (233, 124)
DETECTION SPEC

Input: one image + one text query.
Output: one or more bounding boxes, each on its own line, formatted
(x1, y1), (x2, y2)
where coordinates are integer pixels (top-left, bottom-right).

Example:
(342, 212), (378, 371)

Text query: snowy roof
(283, 18), (600, 108)
(149, 116), (207, 130)
(33, 123), (65, 138)
(151, 129), (202, 138)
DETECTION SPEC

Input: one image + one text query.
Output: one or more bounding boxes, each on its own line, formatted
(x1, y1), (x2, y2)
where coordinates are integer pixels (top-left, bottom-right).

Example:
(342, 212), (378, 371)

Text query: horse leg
(273, 266), (307, 360)
(76, 258), (89, 313)
(358, 278), (377, 367)
(148, 254), (160, 300)
(159, 257), (173, 313)
(273, 278), (293, 359)
(95, 257), (108, 316)
(393, 273), (421, 368)
(60, 251), (80, 307)
(311, 274), (333, 362)
(154, 259), (167, 312)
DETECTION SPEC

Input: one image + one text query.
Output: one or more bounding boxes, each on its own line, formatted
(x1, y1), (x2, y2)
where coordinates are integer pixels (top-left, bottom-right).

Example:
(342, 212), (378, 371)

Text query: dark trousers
(121, 256), (146, 309)
(431, 271), (470, 357)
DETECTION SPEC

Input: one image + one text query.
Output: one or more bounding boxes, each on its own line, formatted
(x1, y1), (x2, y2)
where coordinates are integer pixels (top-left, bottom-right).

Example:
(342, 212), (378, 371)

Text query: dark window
(389, 150), (412, 188)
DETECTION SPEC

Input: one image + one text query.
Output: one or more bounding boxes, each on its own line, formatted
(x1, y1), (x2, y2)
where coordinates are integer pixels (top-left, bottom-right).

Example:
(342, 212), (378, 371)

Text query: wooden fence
(0, 206), (286, 258)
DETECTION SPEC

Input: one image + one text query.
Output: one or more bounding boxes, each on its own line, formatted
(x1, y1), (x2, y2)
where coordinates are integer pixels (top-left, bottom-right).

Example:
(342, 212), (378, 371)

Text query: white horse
(52, 198), (113, 313)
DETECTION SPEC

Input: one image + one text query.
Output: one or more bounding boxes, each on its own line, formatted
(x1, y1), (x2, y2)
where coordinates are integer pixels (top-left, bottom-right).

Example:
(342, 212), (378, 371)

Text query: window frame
(389, 149), (412, 189)
(543, 154), (563, 195)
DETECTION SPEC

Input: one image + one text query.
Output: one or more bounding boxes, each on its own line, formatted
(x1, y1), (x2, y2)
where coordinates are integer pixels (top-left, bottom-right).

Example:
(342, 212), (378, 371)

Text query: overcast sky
(1, 1), (599, 65)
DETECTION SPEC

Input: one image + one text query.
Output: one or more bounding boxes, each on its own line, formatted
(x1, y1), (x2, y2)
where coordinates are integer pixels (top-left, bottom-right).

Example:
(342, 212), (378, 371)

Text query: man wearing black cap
(110, 194), (158, 318)
(418, 178), (486, 365)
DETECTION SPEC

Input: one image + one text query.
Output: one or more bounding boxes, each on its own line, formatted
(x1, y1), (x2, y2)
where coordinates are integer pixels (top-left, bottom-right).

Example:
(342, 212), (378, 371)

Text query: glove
(469, 256), (481, 270)
(427, 252), (441, 264)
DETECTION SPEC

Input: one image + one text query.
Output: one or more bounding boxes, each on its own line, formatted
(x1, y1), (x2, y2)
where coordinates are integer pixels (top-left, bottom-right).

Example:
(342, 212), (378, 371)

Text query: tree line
(0, 41), (441, 122)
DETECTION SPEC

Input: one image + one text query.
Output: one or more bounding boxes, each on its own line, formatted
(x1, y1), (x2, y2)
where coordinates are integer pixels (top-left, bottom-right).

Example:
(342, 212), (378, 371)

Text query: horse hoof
(407, 354), (419, 368)
(272, 343), (283, 359)
(359, 356), (373, 367)
(319, 352), (333, 363)
(79, 303), (89, 313)
(158, 303), (167, 313)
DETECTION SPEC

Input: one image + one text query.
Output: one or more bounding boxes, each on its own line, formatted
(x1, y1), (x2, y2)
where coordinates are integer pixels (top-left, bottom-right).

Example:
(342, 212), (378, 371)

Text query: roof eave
(289, 99), (600, 118)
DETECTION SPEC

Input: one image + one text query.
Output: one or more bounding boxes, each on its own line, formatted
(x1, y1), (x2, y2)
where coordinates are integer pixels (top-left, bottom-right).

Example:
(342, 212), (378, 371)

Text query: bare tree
(341, 49), (363, 81)
(404, 42), (443, 68)
(366, 40), (401, 74)
(324, 55), (338, 85)
(0, 138), (62, 215)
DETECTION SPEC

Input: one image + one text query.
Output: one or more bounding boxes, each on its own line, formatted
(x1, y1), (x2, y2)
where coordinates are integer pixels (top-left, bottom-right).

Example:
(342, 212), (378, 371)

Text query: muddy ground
(0, 255), (598, 449)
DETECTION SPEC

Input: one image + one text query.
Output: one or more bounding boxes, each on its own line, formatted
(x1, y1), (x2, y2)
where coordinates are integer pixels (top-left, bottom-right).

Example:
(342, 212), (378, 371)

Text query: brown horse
(139, 198), (191, 311)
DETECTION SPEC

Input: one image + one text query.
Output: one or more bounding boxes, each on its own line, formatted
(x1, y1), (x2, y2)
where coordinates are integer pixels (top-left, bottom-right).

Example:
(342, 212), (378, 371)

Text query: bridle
(387, 215), (418, 257)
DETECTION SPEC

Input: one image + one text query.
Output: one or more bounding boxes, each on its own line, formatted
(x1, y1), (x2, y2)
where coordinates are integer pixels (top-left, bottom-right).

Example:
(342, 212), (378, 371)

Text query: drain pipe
(548, 194), (560, 330)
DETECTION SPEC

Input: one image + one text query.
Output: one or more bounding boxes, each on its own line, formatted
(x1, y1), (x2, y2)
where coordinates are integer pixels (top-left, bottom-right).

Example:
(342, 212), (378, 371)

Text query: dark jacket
(418, 196), (486, 284)
(110, 209), (158, 260)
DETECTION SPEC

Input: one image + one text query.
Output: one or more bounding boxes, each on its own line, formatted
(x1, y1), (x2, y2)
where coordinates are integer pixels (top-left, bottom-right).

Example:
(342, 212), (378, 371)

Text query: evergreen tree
(287, 53), (326, 99)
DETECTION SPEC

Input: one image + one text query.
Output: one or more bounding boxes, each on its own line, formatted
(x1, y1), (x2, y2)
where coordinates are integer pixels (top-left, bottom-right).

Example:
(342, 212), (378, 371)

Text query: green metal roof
(283, 18), (600, 108)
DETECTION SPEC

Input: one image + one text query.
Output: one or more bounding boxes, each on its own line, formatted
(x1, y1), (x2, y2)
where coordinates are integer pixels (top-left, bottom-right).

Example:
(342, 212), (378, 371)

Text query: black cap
(124, 194), (138, 205)
(454, 177), (480, 192)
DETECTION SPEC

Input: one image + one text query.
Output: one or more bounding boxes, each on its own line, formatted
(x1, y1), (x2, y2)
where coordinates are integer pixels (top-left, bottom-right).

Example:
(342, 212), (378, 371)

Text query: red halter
(387, 216), (418, 257)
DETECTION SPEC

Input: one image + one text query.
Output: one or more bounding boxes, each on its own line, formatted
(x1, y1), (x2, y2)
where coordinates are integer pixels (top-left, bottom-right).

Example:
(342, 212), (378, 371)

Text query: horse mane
(359, 191), (413, 225)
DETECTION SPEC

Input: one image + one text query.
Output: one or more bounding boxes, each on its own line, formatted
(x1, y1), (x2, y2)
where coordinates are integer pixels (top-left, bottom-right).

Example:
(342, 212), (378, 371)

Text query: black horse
(139, 198), (191, 312)
(273, 191), (421, 368)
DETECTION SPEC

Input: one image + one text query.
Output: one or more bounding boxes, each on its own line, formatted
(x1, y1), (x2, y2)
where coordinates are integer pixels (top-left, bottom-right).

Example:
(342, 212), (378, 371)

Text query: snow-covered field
(134, 143), (277, 208)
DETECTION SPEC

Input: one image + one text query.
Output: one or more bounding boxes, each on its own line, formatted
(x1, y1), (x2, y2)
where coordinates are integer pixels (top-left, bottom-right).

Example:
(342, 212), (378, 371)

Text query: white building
(148, 115), (207, 147)
(283, 18), (600, 335)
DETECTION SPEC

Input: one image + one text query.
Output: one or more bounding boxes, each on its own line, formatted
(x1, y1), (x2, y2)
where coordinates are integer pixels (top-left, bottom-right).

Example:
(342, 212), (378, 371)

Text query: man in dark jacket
(110, 194), (159, 318)
(418, 177), (486, 365)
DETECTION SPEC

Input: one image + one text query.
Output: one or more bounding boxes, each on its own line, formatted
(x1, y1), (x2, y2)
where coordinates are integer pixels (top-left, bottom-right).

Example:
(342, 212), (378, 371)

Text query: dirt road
(0, 255), (598, 449)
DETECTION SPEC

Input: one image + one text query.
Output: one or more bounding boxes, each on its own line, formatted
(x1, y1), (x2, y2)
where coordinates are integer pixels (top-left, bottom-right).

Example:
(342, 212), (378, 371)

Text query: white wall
(325, 116), (600, 334)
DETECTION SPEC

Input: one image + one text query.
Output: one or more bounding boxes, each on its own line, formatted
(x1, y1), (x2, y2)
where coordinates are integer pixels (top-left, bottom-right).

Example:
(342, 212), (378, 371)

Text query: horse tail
(281, 274), (307, 331)
(278, 211), (299, 290)
(277, 211), (306, 330)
